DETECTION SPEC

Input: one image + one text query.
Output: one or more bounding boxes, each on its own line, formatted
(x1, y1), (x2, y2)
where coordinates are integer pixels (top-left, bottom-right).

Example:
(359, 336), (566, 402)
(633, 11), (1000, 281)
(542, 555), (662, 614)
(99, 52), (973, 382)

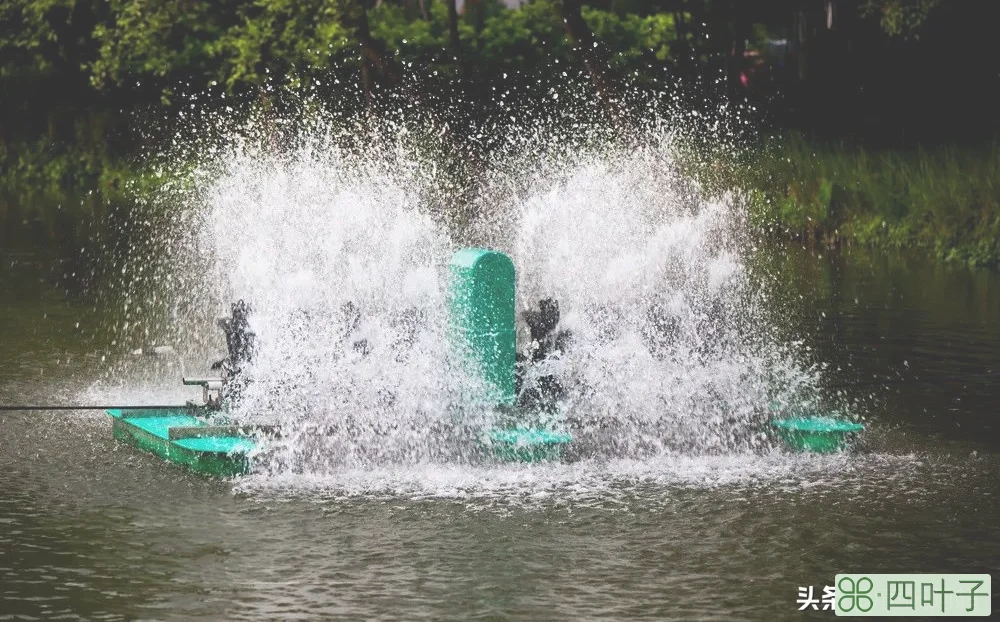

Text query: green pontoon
(770, 415), (865, 453)
(482, 427), (573, 462)
(107, 407), (257, 477)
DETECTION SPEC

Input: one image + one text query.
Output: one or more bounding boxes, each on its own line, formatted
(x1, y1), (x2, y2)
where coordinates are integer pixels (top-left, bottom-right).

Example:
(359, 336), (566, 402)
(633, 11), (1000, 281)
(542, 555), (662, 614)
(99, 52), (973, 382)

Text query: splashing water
(92, 97), (826, 486)
(195, 117), (484, 472)
(471, 131), (812, 459)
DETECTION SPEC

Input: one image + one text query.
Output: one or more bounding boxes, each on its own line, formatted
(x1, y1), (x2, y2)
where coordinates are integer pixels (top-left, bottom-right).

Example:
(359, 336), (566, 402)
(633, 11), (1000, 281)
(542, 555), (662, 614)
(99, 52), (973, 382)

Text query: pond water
(1, 241), (997, 620)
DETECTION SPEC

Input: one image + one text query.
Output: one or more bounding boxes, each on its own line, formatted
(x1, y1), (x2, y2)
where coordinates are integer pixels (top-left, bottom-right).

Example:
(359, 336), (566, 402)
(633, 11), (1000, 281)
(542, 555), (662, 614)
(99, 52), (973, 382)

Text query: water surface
(1, 244), (998, 620)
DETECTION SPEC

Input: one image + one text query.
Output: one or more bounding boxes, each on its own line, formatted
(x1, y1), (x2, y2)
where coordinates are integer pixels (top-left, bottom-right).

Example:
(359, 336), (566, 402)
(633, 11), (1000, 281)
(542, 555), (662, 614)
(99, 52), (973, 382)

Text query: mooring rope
(0, 405), (195, 412)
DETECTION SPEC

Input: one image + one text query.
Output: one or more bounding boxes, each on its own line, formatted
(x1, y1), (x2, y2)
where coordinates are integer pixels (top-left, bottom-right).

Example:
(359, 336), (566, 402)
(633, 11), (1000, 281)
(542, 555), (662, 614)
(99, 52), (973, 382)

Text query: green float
(770, 416), (864, 453)
(448, 248), (518, 406)
(448, 248), (572, 462)
(107, 408), (256, 477)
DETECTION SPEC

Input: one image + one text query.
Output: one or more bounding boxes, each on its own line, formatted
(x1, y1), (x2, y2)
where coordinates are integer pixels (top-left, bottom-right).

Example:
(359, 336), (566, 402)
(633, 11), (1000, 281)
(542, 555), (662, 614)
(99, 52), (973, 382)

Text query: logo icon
(838, 576), (874, 613)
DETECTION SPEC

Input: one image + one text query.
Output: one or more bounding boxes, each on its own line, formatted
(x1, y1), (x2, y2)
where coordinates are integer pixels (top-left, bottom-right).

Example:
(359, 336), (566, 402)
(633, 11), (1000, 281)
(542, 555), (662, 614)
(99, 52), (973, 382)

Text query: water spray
(52, 95), (878, 476)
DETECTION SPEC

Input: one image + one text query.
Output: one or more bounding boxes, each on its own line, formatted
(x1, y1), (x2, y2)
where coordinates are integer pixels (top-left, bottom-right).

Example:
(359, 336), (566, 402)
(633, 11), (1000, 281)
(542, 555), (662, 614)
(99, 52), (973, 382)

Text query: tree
(860, 0), (940, 37)
(447, 0), (461, 58)
(554, 0), (619, 111)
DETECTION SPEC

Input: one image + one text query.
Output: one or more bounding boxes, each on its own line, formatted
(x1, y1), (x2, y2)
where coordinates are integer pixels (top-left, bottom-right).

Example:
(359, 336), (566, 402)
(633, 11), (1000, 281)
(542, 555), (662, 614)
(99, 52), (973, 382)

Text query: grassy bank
(5, 130), (1000, 268)
(749, 136), (1000, 268)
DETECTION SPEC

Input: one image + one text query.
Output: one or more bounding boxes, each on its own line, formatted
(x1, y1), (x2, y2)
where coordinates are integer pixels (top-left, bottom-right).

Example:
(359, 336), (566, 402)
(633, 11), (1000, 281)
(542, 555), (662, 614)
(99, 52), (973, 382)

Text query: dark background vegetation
(2, 0), (999, 265)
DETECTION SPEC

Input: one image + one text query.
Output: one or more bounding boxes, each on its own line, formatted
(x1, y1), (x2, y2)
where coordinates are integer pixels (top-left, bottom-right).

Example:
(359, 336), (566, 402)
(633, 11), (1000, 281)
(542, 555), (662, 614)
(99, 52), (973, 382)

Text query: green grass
(5, 127), (1000, 268)
(748, 135), (1000, 268)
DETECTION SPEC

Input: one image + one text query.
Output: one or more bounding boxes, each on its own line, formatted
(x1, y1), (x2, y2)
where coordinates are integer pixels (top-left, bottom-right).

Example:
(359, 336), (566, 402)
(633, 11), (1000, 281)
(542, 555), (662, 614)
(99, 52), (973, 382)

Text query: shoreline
(4, 134), (999, 269)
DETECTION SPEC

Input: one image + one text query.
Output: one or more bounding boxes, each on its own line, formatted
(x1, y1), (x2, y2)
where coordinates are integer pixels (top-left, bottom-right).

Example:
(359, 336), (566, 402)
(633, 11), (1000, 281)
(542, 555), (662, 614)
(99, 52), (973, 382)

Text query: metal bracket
(182, 377), (224, 408)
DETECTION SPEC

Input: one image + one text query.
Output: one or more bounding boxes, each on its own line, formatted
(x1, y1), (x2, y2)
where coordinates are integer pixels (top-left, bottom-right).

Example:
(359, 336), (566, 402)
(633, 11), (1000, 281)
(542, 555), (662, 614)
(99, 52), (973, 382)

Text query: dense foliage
(1, 1), (689, 99)
(2, 0), (999, 266)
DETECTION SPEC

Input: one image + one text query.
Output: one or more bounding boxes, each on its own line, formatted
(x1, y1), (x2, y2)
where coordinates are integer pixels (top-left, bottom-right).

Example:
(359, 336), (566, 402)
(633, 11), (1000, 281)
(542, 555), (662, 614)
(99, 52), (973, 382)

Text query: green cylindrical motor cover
(449, 248), (517, 406)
